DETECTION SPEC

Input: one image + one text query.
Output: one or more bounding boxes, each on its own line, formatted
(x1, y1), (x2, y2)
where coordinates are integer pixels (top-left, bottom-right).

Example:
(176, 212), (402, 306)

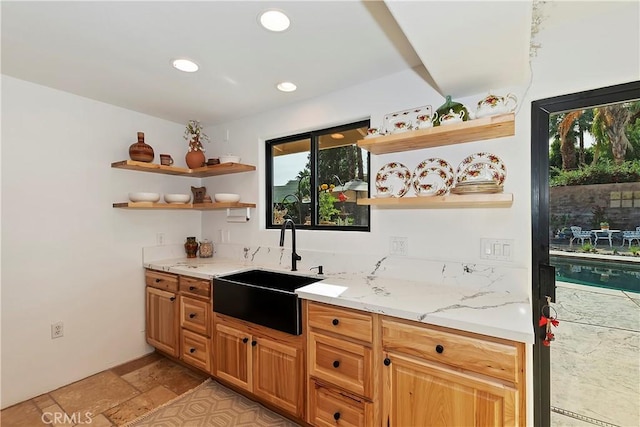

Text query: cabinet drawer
(309, 381), (372, 427)
(179, 276), (211, 299)
(180, 297), (210, 336)
(309, 331), (372, 398)
(146, 270), (178, 292)
(181, 329), (211, 372)
(382, 318), (520, 383)
(308, 302), (373, 343)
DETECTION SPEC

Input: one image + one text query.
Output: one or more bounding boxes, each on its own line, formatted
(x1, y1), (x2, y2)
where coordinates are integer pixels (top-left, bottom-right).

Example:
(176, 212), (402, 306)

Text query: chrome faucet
(280, 218), (301, 271)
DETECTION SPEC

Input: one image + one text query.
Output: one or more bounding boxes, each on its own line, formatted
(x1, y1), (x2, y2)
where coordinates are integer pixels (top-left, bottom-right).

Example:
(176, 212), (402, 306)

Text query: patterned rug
(122, 379), (300, 426)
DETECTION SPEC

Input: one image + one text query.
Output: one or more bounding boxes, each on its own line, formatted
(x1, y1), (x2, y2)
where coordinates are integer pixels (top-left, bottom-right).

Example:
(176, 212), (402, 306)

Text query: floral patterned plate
(375, 162), (412, 197)
(455, 152), (507, 186)
(412, 158), (454, 196)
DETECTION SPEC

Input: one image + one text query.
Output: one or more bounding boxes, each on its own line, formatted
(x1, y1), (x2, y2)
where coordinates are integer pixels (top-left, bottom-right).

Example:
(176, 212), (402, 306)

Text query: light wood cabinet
(214, 313), (304, 418)
(305, 301), (380, 427)
(381, 316), (525, 427)
(145, 286), (179, 357)
(145, 271), (213, 373)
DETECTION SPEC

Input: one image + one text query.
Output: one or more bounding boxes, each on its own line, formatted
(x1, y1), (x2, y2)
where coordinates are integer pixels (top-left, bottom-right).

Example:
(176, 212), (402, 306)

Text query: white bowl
(219, 155), (241, 164)
(129, 192), (160, 202)
(214, 193), (241, 203)
(164, 193), (191, 204)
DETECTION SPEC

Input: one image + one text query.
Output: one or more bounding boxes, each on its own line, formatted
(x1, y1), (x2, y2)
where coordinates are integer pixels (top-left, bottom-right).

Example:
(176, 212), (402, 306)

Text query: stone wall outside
(550, 182), (640, 232)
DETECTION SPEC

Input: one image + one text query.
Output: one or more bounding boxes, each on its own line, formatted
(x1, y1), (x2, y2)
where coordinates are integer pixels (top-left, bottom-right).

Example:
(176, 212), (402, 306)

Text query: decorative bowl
(128, 192), (160, 202)
(214, 193), (241, 203)
(164, 193), (191, 204)
(219, 155), (241, 164)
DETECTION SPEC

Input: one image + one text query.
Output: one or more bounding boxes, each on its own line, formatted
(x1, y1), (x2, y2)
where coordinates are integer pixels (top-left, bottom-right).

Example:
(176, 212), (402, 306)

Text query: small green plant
(318, 184), (340, 223)
(630, 246), (640, 256)
(581, 243), (596, 253)
(184, 119), (210, 152)
(612, 248), (619, 255)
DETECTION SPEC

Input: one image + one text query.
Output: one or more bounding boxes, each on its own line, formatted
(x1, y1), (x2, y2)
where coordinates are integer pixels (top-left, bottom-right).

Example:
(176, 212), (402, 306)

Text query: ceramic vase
(129, 132), (155, 162)
(184, 237), (199, 258)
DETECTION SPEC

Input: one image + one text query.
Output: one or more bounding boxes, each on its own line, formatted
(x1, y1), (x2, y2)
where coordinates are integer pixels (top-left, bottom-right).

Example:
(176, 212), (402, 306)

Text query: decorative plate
(412, 158), (454, 196)
(455, 152), (506, 186)
(375, 162), (412, 197)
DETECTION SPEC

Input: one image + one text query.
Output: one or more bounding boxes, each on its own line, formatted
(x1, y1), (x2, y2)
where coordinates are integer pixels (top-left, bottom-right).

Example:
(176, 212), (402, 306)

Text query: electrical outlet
(51, 321), (64, 339)
(156, 232), (165, 245)
(389, 236), (408, 256)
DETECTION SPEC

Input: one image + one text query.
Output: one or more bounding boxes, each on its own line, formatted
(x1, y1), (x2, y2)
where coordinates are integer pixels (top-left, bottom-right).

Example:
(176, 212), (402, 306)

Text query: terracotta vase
(129, 132), (154, 162)
(185, 149), (205, 169)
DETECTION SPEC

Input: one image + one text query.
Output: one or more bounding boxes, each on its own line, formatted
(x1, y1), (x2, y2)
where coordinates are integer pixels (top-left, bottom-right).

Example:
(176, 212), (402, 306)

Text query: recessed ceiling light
(331, 133), (345, 139)
(172, 59), (199, 73)
(259, 10), (290, 32)
(277, 81), (297, 92)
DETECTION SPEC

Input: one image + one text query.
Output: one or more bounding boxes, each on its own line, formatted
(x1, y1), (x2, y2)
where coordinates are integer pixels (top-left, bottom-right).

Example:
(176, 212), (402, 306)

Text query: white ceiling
(1, 1), (532, 126)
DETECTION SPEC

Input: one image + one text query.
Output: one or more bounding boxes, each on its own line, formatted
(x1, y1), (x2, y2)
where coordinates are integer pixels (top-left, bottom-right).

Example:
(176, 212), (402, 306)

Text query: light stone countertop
(144, 257), (534, 344)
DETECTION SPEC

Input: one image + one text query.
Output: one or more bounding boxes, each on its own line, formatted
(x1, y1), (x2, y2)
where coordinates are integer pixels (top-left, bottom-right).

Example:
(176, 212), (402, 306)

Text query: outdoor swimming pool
(550, 255), (640, 293)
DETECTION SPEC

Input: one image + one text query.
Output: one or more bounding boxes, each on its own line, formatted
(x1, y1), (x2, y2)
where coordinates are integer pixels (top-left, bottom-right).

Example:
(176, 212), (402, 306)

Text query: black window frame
(266, 119), (371, 232)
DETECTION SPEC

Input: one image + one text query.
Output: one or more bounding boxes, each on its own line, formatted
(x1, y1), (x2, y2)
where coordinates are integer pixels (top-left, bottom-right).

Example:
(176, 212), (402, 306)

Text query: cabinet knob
(189, 348), (196, 353)
(383, 358), (391, 366)
(252, 340), (257, 347)
(333, 412), (341, 421)
(155, 278), (162, 283)
(332, 318), (339, 326)
(242, 337), (249, 344)
(189, 313), (196, 319)
(189, 286), (195, 291)
(169, 296), (176, 302)
(332, 360), (340, 368)
(435, 344), (444, 354)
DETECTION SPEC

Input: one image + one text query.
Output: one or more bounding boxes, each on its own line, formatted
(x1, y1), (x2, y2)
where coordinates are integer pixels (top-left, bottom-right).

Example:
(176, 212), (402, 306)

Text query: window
(266, 120), (370, 231)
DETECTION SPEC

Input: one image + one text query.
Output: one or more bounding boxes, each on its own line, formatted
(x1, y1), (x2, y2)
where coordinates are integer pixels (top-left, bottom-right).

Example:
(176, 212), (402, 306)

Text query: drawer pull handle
(383, 358), (391, 366)
(155, 278), (162, 283)
(242, 337), (249, 344)
(435, 344), (444, 354)
(332, 360), (340, 368)
(333, 412), (341, 421)
(169, 297), (176, 302)
(252, 340), (257, 347)
(332, 318), (339, 326)
(189, 348), (196, 353)
(189, 286), (196, 291)
(189, 313), (196, 319)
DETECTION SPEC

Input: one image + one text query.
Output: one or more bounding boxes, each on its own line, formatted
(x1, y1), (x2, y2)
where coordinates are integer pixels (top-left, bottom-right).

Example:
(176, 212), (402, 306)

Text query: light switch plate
(480, 238), (514, 261)
(389, 236), (408, 256)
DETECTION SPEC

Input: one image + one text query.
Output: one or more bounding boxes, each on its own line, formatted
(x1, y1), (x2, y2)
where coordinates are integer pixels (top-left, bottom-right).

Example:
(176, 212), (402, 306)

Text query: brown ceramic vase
(185, 149), (205, 169)
(129, 132), (154, 162)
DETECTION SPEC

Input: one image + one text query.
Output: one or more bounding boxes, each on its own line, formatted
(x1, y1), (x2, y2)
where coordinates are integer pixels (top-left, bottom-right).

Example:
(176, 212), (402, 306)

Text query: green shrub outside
(550, 160), (640, 187)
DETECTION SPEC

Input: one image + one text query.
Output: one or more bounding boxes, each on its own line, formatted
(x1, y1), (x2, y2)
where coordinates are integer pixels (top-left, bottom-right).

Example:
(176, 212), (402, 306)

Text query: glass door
(531, 81), (640, 427)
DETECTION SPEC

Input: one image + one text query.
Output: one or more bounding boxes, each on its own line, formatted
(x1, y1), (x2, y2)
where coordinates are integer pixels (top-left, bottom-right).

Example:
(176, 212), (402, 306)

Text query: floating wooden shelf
(357, 193), (513, 208)
(357, 113), (515, 155)
(113, 202), (256, 210)
(111, 160), (256, 177)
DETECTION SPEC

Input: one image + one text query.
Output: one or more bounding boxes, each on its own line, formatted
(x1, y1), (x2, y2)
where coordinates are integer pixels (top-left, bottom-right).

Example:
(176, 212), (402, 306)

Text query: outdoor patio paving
(550, 281), (640, 427)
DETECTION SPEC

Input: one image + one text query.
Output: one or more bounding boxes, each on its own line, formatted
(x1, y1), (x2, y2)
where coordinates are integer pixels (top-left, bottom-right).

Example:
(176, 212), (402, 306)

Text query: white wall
(0, 76), (202, 408)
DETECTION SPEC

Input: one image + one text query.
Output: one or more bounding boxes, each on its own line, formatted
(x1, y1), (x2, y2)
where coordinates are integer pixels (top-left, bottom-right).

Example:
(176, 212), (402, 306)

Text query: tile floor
(0, 352), (208, 427)
(550, 281), (640, 427)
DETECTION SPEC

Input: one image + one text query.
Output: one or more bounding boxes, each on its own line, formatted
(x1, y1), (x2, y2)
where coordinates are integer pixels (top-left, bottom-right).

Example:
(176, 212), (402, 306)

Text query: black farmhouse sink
(213, 269), (322, 335)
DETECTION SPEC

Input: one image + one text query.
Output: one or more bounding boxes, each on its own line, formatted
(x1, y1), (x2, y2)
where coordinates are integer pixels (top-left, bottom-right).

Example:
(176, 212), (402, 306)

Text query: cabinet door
(384, 352), (518, 427)
(214, 322), (251, 391)
(252, 335), (303, 418)
(145, 286), (179, 357)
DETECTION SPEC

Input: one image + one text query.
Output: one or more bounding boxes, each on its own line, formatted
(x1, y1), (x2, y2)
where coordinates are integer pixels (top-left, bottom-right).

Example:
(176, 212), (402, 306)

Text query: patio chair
(621, 226), (640, 248)
(570, 226), (592, 246)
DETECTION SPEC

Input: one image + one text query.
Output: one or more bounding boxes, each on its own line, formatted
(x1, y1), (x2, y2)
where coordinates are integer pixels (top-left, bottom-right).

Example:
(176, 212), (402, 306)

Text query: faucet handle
(310, 265), (324, 275)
